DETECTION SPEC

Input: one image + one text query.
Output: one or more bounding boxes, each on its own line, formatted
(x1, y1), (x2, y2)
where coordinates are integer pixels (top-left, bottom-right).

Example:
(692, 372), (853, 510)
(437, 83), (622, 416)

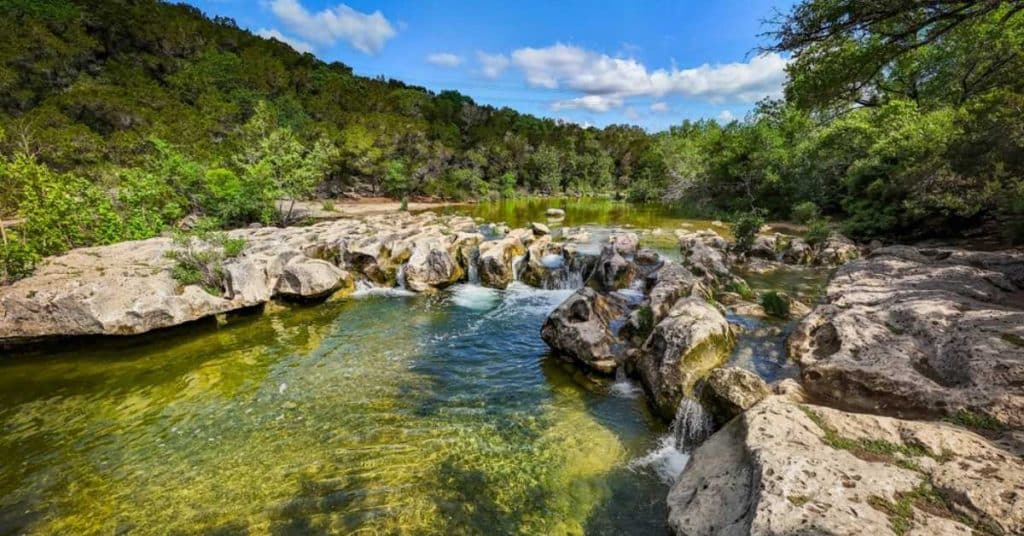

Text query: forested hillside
(1, 0), (1023, 283)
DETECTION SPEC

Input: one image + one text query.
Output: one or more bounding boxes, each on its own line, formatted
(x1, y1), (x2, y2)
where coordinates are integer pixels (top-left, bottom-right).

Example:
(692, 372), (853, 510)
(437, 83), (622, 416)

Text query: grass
(1001, 332), (1024, 347)
(799, 406), (933, 470)
(944, 410), (1006, 433)
(868, 482), (1000, 536)
(760, 290), (790, 319)
(724, 280), (756, 300)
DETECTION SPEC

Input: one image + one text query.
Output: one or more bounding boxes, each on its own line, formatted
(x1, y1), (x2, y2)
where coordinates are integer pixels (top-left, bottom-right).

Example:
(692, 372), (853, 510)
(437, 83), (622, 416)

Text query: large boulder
(677, 230), (732, 284)
(781, 237), (814, 265)
(610, 232), (639, 257)
(647, 261), (700, 322)
(636, 297), (734, 419)
(275, 257), (352, 299)
(0, 238), (274, 340)
(477, 235), (527, 289)
(669, 397), (1024, 536)
(789, 246), (1024, 429)
(540, 287), (629, 374)
(697, 366), (772, 424)
(403, 240), (464, 292)
(588, 245), (636, 292)
(816, 233), (860, 265)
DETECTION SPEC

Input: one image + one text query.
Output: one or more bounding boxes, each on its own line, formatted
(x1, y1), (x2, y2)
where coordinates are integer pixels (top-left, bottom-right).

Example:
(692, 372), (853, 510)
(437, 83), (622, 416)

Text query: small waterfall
(511, 255), (525, 282)
(539, 253), (592, 291)
(467, 249), (480, 284)
(671, 397), (714, 448)
(396, 263), (408, 290)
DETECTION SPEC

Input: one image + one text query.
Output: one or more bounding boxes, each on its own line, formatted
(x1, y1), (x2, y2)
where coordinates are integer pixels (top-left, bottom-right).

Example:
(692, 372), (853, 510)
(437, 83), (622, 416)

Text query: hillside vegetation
(1, 0), (1023, 282)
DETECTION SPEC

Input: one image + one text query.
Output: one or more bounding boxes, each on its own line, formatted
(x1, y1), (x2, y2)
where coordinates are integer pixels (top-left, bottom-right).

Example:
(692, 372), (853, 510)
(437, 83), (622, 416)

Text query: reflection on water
(0, 285), (670, 535)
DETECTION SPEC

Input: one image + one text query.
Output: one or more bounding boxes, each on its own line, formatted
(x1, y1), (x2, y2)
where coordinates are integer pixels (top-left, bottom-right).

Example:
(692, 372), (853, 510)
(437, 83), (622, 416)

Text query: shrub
(0, 230), (39, 283)
(760, 291), (790, 318)
(791, 201), (820, 223)
(725, 280), (756, 300)
(804, 219), (831, 248)
(164, 230), (246, 296)
(321, 199), (335, 212)
(499, 172), (517, 199)
(730, 209), (765, 253)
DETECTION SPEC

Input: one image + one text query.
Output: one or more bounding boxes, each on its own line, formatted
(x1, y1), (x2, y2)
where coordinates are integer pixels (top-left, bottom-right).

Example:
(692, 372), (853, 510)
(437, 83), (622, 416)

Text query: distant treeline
(1, 0), (1023, 281)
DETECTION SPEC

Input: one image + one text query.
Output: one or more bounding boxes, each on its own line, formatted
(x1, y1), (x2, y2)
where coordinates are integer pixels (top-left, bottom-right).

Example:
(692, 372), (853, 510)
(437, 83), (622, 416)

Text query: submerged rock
(668, 397), (1024, 535)
(540, 287), (628, 374)
(789, 245), (1024, 429)
(636, 297), (734, 419)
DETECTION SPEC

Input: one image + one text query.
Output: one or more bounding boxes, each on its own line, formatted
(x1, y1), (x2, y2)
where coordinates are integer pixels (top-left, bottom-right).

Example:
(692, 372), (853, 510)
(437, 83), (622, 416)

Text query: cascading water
(511, 254), (525, 282)
(628, 396), (714, 485)
(671, 397), (714, 448)
(467, 248), (480, 285)
(396, 263), (408, 290)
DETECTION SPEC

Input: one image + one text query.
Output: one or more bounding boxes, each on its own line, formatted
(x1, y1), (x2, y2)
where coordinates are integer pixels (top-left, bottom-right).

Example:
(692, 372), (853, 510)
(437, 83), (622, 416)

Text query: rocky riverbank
(0, 212), (590, 343)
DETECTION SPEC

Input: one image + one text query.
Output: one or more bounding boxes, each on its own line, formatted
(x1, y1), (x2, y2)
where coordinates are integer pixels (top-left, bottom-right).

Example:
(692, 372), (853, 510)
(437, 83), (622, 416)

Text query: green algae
(0, 289), (669, 535)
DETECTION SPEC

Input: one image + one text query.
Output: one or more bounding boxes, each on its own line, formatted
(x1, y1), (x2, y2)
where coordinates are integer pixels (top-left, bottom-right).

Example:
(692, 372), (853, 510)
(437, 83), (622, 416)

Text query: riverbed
(0, 199), (822, 535)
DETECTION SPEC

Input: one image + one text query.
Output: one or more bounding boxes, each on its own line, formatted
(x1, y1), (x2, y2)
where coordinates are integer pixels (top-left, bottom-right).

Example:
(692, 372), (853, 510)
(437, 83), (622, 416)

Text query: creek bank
(669, 397), (1024, 536)
(665, 242), (1024, 536)
(789, 245), (1024, 429)
(0, 212), (597, 343)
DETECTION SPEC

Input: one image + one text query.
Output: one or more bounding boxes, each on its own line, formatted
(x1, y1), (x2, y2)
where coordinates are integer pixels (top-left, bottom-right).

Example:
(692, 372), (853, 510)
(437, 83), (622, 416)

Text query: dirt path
(290, 198), (469, 221)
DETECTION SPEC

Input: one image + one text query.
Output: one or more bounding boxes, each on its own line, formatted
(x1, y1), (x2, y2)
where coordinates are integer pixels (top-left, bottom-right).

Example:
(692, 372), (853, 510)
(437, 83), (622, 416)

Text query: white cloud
(269, 0), (397, 54)
(477, 51), (510, 79)
(510, 43), (787, 112)
(717, 110), (737, 123)
(426, 53), (463, 67)
(551, 95), (623, 112)
(256, 28), (315, 54)
(650, 101), (669, 112)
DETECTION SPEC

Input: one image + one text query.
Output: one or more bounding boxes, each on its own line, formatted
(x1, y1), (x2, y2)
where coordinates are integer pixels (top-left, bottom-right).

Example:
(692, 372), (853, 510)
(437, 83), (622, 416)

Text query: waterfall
(396, 263), (408, 290)
(467, 249), (480, 285)
(511, 255), (525, 282)
(671, 397), (714, 449)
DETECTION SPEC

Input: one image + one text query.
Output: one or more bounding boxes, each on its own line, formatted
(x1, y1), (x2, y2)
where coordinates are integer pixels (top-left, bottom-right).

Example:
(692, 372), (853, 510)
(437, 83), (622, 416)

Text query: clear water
(0, 200), (826, 535)
(0, 284), (672, 535)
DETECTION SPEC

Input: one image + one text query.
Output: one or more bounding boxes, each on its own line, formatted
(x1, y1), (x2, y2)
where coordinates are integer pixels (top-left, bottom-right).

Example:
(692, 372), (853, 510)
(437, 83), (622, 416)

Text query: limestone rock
(817, 233), (860, 265)
(545, 208), (566, 218)
(789, 246), (1024, 429)
(668, 398), (1024, 535)
(588, 245), (636, 292)
(477, 235), (527, 289)
(610, 232), (639, 257)
(540, 288), (628, 374)
(677, 230), (733, 284)
(530, 222), (551, 236)
(781, 237), (814, 265)
(275, 257), (351, 299)
(698, 366), (772, 424)
(403, 240), (464, 292)
(636, 297), (734, 418)
(647, 262), (699, 323)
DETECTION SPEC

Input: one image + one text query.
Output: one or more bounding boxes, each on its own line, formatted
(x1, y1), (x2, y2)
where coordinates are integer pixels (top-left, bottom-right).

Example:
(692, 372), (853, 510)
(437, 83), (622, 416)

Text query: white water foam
(351, 280), (417, 298)
(609, 368), (642, 399)
(628, 397), (713, 485)
(628, 435), (691, 485)
(451, 284), (500, 310)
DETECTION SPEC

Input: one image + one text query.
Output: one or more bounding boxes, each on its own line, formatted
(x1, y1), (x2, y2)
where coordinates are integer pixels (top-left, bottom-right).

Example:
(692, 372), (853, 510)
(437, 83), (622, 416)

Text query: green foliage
(0, 229), (39, 283)
(760, 291), (790, 319)
(944, 410), (1006, 433)
(499, 172), (517, 199)
(791, 201), (820, 223)
(164, 229), (246, 296)
(729, 209), (765, 253)
(383, 159), (409, 197)
(724, 280), (755, 301)
(804, 219), (830, 248)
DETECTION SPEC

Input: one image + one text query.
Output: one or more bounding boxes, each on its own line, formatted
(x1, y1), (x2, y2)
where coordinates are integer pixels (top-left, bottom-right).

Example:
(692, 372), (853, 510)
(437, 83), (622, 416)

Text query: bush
(730, 209), (765, 253)
(164, 229), (246, 296)
(321, 199), (335, 212)
(760, 291), (790, 318)
(791, 201), (820, 224)
(804, 219), (831, 248)
(1, 230), (39, 283)
(725, 279), (756, 300)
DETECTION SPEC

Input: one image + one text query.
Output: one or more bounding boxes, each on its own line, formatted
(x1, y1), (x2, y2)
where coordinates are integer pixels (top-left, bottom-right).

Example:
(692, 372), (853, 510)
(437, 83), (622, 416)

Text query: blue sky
(185, 0), (796, 131)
